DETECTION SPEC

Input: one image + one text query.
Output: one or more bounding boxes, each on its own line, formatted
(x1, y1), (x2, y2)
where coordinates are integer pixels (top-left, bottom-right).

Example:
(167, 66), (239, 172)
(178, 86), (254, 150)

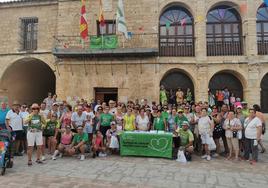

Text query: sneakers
(52, 156), (57, 160)
(212, 153), (219, 157)
(80, 155), (85, 161)
(99, 152), (107, 157)
(59, 153), (63, 158)
(52, 150), (59, 160)
(41, 156), (46, 161)
(201, 154), (207, 159)
(206, 155), (211, 161)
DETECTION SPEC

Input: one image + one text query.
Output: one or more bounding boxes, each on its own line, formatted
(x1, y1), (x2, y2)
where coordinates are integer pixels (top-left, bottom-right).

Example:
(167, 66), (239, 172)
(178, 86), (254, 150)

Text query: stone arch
(0, 57), (56, 105)
(160, 68), (195, 103)
(206, 1), (242, 16)
(208, 70), (246, 100)
(159, 1), (194, 19)
(261, 73), (268, 112)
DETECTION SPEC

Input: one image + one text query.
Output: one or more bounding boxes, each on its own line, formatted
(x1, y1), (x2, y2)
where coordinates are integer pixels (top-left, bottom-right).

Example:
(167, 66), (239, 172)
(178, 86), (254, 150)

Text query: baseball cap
(182, 121), (189, 126)
(110, 121), (116, 126)
(237, 105), (242, 109)
(53, 102), (58, 106)
(77, 125), (83, 129)
(178, 109), (184, 113)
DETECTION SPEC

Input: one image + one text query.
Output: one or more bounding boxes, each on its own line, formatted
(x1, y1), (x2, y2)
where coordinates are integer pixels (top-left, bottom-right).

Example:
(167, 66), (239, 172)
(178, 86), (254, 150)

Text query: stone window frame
(257, 3), (268, 55)
(19, 17), (38, 51)
(206, 5), (243, 56)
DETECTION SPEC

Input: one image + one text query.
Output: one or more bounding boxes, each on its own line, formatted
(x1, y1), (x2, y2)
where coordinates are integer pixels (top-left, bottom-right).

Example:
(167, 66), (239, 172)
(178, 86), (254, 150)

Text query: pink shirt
(61, 133), (72, 145)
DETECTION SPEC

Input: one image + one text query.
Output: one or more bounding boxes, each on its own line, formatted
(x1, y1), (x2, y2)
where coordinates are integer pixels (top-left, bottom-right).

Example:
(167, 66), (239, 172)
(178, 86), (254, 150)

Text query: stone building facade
(0, 0), (268, 111)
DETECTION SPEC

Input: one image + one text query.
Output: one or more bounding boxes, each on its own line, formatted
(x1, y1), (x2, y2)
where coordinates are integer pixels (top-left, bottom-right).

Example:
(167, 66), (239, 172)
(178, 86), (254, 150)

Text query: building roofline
(0, 0), (58, 8)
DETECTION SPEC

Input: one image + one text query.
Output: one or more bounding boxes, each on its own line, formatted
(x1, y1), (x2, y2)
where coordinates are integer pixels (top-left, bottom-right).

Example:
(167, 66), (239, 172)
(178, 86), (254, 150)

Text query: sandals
(36, 159), (43, 164)
(28, 160), (32, 166)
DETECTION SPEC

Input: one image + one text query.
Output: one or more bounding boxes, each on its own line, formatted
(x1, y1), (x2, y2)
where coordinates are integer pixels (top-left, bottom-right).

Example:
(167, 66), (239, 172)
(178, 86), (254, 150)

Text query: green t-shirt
(72, 132), (88, 145)
(43, 120), (60, 136)
(153, 117), (165, 131)
(242, 109), (249, 117)
(177, 116), (189, 128)
(29, 115), (42, 130)
(177, 128), (194, 146)
(160, 90), (167, 103)
(161, 111), (169, 120)
(100, 113), (114, 127)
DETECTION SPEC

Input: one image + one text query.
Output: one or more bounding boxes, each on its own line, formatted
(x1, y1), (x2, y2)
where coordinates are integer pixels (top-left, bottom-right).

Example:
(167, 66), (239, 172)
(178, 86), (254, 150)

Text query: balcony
(159, 36), (195, 57)
(207, 37), (244, 56)
(52, 34), (158, 58)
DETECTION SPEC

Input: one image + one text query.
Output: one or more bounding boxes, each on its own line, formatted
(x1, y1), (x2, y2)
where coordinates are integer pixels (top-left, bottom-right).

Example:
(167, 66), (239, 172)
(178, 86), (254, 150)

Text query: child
(92, 130), (106, 158)
(42, 113), (60, 158)
(106, 121), (119, 154)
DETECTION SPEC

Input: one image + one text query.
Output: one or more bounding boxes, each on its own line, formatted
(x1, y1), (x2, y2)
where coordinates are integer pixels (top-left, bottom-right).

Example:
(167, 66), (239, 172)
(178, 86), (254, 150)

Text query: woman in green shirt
(153, 110), (167, 131)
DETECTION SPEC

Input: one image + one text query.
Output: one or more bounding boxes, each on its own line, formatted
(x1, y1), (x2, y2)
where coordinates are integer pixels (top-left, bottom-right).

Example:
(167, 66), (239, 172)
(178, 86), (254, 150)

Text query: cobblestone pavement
(0, 141), (268, 188)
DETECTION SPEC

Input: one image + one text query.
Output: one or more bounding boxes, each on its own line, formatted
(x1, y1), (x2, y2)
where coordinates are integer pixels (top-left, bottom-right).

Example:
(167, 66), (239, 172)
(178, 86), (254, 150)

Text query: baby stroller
(0, 128), (13, 176)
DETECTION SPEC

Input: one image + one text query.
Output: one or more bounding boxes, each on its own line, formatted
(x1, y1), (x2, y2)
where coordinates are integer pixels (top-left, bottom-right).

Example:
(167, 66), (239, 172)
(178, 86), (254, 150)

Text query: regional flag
(80, 0), (88, 40)
(116, 0), (129, 39)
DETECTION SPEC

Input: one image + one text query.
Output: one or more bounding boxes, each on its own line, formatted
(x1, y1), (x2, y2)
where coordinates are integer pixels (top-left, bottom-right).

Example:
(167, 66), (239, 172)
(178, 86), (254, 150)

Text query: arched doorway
(160, 69), (194, 103)
(0, 58), (56, 105)
(261, 73), (268, 112)
(209, 71), (243, 100)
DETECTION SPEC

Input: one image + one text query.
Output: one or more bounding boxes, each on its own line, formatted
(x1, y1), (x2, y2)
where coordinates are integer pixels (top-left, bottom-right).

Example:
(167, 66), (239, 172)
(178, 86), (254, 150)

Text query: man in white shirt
(19, 103), (29, 154)
(71, 105), (87, 132)
(5, 101), (23, 156)
(243, 108), (262, 164)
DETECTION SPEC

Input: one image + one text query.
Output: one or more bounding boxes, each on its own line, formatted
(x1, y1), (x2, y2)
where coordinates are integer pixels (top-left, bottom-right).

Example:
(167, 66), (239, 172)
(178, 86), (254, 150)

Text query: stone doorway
(208, 71), (243, 100)
(94, 88), (118, 103)
(0, 58), (56, 105)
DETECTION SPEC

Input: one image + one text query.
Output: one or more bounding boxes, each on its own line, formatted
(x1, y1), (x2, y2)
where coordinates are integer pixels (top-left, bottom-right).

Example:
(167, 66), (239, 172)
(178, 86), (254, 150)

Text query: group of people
(0, 91), (266, 166)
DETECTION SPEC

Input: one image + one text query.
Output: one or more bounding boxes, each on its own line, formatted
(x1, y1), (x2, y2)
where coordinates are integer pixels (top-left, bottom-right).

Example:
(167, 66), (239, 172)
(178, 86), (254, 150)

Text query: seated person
(175, 121), (194, 161)
(92, 130), (106, 158)
(52, 125), (73, 160)
(43, 113), (60, 156)
(67, 125), (88, 161)
(106, 121), (119, 153)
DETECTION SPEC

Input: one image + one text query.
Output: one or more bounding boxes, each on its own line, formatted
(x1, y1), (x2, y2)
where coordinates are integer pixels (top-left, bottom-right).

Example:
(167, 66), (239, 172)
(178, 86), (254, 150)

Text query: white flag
(116, 0), (129, 39)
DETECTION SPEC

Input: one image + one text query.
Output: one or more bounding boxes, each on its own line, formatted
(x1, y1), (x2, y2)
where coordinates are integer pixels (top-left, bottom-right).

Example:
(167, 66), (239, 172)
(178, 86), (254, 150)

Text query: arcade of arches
(0, 58), (56, 105)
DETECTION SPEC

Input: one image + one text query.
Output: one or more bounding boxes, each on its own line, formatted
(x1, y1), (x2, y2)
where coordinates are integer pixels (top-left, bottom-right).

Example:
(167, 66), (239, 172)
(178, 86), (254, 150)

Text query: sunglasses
(98, 108), (103, 111)
(22, 106), (27, 108)
(32, 108), (39, 110)
(178, 112), (183, 114)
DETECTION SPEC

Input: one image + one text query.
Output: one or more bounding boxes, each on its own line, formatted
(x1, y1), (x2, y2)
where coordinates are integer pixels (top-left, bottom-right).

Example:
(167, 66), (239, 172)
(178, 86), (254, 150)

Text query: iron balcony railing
(206, 36), (244, 56)
(257, 38), (268, 55)
(159, 35), (195, 57)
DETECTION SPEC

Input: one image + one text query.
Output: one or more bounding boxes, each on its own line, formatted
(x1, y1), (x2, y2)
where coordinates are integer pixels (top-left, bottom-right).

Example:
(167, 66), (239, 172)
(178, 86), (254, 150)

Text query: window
(206, 6), (243, 56)
(19, 17), (38, 51)
(159, 6), (195, 56)
(257, 4), (268, 55)
(97, 20), (116, 35)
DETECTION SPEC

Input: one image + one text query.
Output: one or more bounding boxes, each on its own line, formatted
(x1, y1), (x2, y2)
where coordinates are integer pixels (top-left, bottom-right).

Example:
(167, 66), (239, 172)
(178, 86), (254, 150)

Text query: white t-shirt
(71, 112), (87, 127)
(223, 118), (242, 138)
(19, 111), (29, 126)
(39, 109), (50, 119)
(43, 97), (54, 110)
(84, 111), (95, 133)
(6, 110), (23, 131)
(244, 117), (262, 139)
(198, 116), (212, 135)
(136, 115), (149, 131)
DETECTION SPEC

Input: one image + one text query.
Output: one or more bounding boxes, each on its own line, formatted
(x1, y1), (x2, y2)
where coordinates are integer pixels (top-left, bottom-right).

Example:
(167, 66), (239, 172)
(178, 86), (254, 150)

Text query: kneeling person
(175, 121), (194, 161)
(68, 125), (88, 161)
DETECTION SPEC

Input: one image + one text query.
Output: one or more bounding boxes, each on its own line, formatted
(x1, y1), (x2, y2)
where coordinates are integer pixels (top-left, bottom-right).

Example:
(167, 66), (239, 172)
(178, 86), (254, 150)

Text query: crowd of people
(0, 90), (266, 166)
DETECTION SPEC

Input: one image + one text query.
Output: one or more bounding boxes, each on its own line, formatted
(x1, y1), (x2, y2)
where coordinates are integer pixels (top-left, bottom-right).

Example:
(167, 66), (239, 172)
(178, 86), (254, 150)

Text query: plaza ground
(0, 136), (268, 188)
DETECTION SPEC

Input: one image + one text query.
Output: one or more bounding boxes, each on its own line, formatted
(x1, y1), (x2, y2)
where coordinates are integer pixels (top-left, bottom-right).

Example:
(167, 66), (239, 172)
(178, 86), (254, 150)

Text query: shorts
(14, 130), (24, 140)
(200, 133), (211, 145)
(27, 131), (43, 146)
(100, 126), (111, 139)
(226, 137), (239, 151)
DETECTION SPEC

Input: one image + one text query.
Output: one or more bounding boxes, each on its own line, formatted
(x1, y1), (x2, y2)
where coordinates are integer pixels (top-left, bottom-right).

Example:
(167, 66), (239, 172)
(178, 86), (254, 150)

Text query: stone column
(195, 0), (207, 61)
(195, 64), (209, 102)
(247, 64), (261, 106)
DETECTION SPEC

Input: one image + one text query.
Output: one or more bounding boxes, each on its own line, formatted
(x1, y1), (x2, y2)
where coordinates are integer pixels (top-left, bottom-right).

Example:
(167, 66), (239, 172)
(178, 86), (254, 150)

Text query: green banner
(120, 132), (173, 159)
(90, 35), (118, 49)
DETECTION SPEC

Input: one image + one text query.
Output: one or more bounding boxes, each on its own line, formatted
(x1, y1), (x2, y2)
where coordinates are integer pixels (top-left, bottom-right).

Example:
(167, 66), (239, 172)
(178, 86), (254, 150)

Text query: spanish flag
(99, 0), (105, 27)
(80, 0), (88, 40)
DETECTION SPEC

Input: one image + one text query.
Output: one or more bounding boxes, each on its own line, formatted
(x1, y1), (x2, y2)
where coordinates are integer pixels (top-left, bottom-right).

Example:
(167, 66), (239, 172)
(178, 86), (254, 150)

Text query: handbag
(109, 135), (119, 149)
(176, 149), (187, 163)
